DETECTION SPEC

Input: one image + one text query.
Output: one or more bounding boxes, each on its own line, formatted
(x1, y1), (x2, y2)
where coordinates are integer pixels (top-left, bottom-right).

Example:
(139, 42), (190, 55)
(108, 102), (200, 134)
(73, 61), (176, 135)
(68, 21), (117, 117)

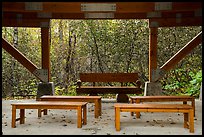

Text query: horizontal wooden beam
(2, 18), (50, 27)
(2, 14), (201, 31)
(149, 17), (202, 27)
(2, 12), (85, 20)
(3, 2), (201, 13)
(3, 10), (199, 20)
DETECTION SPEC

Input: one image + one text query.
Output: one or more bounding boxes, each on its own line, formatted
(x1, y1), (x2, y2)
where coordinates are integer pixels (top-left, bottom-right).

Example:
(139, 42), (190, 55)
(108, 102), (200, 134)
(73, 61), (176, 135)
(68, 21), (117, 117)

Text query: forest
(2, 19), (202, 99)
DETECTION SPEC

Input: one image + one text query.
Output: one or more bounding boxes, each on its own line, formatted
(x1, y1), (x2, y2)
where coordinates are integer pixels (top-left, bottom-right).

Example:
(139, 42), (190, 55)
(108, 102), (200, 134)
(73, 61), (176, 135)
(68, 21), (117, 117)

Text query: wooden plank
(2, 2), (82, 13)
(149, 17), (202, 27)
(172, 2), (201, 11)
(130, 95), (195, 117)
(3, 10), (198, 20)
(76, 86), (143, 94)
(160, 32), (202, 72)
(79, 73), (139, 82)
(114, 103), (193, 109)
(2, 18), (50, 27)
(40, 95), (101, 100)
(3, 2), (201, 13)
(2, 38), (39, 73)
(130, 95), (194, 99)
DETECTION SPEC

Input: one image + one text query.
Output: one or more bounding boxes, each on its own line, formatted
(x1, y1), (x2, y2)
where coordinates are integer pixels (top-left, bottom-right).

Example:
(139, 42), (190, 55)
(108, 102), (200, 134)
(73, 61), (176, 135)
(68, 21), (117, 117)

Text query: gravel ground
(2, 98), (202, 135)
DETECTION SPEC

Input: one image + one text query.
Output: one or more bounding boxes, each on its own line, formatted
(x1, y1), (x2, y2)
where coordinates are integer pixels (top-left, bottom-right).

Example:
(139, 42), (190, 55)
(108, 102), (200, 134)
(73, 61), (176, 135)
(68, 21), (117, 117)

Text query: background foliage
(2, 20), (202, 99)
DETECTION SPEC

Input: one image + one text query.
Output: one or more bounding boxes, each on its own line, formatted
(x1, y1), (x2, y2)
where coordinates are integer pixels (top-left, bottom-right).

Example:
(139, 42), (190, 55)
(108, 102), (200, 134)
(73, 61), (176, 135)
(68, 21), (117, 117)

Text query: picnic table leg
(20, 109), (25, 124)
(11, 105), (16, 128)
(115, 107), (120, 131)
(189, 109), (194, 133)
(77, 107), (82, 128)
(82, 105), (87, 125)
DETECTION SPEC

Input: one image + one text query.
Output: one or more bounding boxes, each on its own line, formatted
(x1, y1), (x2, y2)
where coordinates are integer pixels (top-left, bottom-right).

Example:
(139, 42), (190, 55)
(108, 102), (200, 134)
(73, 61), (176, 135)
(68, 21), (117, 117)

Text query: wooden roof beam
(2, 12), (85, 20)
(3, 10), (200, 20)
(2, 2), (201, 13)
(149, 17), (202, 27)
(2, 18), (50, 28)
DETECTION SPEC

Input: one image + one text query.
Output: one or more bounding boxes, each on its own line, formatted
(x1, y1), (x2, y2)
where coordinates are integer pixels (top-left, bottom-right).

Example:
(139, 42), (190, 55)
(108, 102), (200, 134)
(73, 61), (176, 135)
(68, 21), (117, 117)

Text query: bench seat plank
(115, 103), (193, 109)
(130, 95), (195, 117)
(11, 101), (87, 128)
(77, 86), (142, 94)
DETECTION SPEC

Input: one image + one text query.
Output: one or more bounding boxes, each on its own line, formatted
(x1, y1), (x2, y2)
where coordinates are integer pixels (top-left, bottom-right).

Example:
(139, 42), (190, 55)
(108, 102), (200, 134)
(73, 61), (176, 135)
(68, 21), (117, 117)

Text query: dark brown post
(41, 27), (50, 81)
(149, 27), (158, 82)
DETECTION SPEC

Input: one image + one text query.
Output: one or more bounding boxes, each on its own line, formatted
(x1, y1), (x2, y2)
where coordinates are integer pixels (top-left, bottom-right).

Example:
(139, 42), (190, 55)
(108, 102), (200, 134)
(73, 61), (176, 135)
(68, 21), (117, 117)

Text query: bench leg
(130, 99), (141, 118)
(43, 109), (48, 115)
(189, 109), (194, 133)
(82, 105), (87, 125)
(20, 109), (25, 124)
(38, 109), (42, 117)
(135, 99), (141, 118)
(38, 109), (48, 117)
(192, 99), (195, 117)
(183, 99), (196, 117)
(11, 105), (16, 128)
(77, 107), (82, 128)
(99, 99), (102, 116)
(115, 107), (120, 131)
(183, 113), (188, 128)
(94, 100), (99, 118)
(130, 99), (134, 116)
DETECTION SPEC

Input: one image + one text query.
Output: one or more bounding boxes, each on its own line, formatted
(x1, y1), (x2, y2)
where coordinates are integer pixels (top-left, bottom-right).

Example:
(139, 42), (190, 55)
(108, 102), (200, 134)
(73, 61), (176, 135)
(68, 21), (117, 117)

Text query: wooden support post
(41, 27), (50, 82)
(149, 27), (158, 82)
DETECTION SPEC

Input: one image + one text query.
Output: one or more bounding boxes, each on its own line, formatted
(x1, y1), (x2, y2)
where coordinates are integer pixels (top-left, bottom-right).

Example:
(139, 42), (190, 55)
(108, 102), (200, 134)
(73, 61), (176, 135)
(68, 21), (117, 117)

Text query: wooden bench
(76, 73), (142, 102)
(39, 95), (102, 118)
(114, 103), (194, 133)
(11, 101), (87, 128)
(130, 95), (195, 118)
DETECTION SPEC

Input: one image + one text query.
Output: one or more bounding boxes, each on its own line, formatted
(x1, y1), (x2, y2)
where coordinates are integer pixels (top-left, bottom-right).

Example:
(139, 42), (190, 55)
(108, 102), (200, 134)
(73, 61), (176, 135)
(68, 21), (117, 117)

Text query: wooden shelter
(2, 2), (202, 83)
